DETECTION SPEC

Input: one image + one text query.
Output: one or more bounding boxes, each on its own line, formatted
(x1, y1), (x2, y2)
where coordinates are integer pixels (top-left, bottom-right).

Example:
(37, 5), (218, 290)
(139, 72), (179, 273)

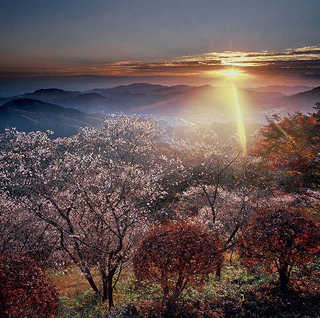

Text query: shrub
(133, 222), (224, 311)
(239, 208), (320, 292)
(0, 254), (58, 318)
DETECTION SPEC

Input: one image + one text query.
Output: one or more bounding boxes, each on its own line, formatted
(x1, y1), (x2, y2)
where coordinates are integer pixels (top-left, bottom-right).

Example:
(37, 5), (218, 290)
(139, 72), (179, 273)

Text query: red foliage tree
(0, 254), (59, 318)
(250, 109), (320, 190)
(133, 222), (224, 308)
(239, 208), (320, 292)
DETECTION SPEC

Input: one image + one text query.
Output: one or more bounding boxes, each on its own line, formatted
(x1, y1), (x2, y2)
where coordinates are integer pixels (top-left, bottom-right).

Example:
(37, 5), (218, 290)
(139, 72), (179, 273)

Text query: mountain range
(283, 86), (320, 110)
(0, 98), (102, 137)
(0, 83), (319, 136)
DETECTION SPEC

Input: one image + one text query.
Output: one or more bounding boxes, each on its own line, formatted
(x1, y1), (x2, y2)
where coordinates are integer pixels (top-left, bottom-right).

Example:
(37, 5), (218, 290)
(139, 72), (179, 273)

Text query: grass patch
(56, 290), (107, 318)
(52, 258), (320, 317)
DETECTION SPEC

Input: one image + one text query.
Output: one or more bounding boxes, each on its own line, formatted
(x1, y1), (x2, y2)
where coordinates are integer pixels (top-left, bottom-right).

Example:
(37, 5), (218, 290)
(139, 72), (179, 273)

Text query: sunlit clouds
(1, 45), (320, 86)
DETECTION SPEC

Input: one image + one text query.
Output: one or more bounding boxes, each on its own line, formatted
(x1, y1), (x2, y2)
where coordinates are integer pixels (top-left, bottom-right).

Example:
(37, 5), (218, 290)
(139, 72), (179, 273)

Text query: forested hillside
(0, 106), (319, 317)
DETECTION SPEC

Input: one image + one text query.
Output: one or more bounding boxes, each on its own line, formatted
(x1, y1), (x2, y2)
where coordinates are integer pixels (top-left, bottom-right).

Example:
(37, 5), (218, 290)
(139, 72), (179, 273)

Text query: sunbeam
(218, 68), (247, 155)
(231, 83), (247, 155)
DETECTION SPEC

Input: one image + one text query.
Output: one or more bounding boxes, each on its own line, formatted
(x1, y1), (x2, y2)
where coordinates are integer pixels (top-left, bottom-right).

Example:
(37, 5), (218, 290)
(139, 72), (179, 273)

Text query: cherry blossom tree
(0, 192), (58, 267)
(166, 126), (261, 250)
(0, 116), (180, 308)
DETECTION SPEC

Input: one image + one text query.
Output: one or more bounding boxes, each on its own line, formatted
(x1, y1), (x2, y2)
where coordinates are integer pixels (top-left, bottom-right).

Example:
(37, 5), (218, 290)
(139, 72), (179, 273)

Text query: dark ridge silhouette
(0, 98), (102, 137)
(31, 88), (68, 95)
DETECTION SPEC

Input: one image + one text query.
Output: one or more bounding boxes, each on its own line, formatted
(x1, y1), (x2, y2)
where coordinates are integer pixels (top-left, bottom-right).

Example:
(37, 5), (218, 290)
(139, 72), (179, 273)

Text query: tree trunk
(101, 276), (114, 308)
(216, 265), (222, 280)
(172, 274), (184, 301)
(161, 284), (169, 309)
(107, 274), (114, 308)
(99, 263), (115, 308)
(279, 263), (289, 292)
(81, 266), (100, 295)
(101, 274), (108, 302)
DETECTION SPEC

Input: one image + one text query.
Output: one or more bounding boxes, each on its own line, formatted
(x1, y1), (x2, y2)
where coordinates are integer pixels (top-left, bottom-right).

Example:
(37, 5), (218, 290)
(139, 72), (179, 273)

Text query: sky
(1, 0), (320, 87)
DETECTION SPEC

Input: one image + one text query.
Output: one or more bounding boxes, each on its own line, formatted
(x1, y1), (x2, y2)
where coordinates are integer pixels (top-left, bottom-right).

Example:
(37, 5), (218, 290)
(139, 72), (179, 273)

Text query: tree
(0, 192), (58, 267)
(166, 126), (259, 250)
(0, 116), (179, 308)
(239, 207), (320, 292)
(250, 107), (320, 191)
(133, 221), (224, 309)
(0, 254), (58, 318)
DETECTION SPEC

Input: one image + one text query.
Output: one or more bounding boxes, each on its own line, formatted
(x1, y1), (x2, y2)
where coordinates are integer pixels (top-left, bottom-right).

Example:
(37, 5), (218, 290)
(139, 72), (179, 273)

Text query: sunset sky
(1, 0), (320, 87)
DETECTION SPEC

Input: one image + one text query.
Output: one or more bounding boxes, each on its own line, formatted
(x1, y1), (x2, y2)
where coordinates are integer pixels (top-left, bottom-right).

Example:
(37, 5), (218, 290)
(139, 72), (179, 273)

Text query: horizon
(1, 1), (320, 131)
(0, 77), (318, 98)
(1, 0), (320, 91)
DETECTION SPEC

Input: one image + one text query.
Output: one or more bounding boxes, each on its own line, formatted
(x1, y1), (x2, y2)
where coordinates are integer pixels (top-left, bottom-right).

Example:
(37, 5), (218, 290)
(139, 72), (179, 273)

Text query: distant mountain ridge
(1, 83), (320, 126)
(0, 98), (102, 137)
(285, 86), (320, 105)
(250, 85), (312, 95)
(2, 83), (288, 114)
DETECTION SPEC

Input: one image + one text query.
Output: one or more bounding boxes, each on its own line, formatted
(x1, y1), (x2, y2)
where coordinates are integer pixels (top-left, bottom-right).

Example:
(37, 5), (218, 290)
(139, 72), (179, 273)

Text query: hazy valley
(1, 83), (319, 137)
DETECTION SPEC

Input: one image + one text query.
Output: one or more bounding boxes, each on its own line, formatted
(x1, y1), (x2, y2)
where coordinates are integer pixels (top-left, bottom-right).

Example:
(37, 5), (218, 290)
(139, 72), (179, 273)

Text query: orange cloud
(1, 45), (320, 81)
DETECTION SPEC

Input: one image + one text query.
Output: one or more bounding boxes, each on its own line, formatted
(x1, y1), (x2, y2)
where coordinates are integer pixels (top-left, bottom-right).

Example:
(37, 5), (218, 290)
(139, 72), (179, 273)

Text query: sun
(221, 69), (241, 77)
(204, 68), (248, 79)
(218, 68), (246, 79)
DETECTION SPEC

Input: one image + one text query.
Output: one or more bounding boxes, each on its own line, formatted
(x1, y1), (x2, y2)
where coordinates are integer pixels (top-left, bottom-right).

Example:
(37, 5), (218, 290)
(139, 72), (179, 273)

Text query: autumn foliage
(250, 108), (320, 190)
(239, 208), (320, 292)
(0, 254), (58, 318)
(133, 222), (224, 307)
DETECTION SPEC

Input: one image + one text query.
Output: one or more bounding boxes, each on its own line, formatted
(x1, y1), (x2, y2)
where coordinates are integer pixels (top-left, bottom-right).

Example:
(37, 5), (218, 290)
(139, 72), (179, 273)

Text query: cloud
(1, 45), (320, 81)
